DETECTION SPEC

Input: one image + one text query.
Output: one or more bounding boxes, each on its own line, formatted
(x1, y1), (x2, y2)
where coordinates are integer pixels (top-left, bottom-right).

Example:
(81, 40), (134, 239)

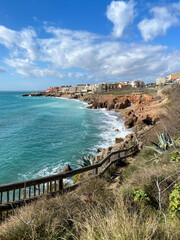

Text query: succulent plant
(147, 129), (174, 154)
(78, 154), (94, 167)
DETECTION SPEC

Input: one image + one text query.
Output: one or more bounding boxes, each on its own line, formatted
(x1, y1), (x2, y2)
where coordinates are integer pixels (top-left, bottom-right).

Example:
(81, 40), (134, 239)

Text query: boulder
(96, 148), (101, 153)
(125, 116), (137, 128)
(115, 129), (119, 131)
(115, 137), (124, 144)
(124, 133), (136, 143)
(94, 155), (102, 162)
(57, 164), (72, 174)
(102, 147), (112, 159)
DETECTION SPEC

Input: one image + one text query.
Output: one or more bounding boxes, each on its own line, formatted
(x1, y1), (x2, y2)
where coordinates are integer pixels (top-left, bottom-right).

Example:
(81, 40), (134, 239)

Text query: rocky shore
(22, 87), (171, 163)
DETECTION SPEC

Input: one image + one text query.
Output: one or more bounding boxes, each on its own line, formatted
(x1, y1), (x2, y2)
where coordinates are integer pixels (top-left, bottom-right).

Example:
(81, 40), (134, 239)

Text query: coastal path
(0, 144), (138, 222)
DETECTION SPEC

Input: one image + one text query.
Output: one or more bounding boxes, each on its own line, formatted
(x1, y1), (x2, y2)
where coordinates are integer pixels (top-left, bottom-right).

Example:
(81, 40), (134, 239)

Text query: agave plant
(78, 154), (94, 167)
(147, 130), (174, 154)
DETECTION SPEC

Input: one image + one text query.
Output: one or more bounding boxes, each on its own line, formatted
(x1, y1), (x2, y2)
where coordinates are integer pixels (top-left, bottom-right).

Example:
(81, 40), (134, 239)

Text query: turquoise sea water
(0, 92), (130, 185)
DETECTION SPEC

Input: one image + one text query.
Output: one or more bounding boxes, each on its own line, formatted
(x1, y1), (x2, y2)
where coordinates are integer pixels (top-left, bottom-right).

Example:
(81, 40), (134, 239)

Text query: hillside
(0, 85), (180, 240)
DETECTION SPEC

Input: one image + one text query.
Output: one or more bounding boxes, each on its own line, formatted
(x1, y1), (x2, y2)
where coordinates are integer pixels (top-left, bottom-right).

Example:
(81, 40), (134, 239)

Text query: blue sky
(0, 0), (180, 90)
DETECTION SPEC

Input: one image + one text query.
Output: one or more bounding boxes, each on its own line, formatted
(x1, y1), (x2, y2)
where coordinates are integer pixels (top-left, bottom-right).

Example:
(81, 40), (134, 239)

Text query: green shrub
(73, 174), (80, 184)
(132, 187), (150, 202)
(169, 184), (180, 215)
(170, 151), (180, 162)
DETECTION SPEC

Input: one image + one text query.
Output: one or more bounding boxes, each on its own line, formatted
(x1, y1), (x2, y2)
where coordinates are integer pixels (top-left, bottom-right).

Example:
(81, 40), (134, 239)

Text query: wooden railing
(0, 144), (138, 222)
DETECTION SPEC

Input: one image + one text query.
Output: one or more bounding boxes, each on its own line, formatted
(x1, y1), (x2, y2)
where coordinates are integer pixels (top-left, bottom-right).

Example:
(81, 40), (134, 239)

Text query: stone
(115, 137), (124, 144)
(125, 116), (137, 128)
(96, 148), (101, 153)
(94, 155), (102, 162)
(57, 164), (72, 174)
(115, 129), (119, 131)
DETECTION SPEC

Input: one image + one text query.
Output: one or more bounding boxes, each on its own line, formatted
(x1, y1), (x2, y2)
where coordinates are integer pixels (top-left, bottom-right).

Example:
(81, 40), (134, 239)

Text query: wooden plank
(7, 191), (9, 203)
(50, 181), (52, 193)
(34, 185), (36, 196)
(38, 184), (40, 195)
(94, 167), (98, 175)
(43, 183), (45, 194)
(29, 186), (31, 198)
(0, 192), (2, 204)
(54, 181), (57, 192)
(23, 183), (26, 200)
(58, 179), (63, 191)
(13, 190), (15, 202)
(19, 188), (21, 201)
(47, 182), (49, 193)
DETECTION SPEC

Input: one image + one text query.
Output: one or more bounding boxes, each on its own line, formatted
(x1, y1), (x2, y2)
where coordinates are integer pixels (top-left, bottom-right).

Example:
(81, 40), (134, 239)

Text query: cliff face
(22, 87), (175, 144)
(22, 86), (180, 163)
(82, 93), (160, 131)
(22, 91), (162, 132)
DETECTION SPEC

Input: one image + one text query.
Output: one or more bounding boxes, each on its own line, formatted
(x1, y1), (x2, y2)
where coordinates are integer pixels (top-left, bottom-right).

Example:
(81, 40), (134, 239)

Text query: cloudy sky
(0, 0), (180, 90)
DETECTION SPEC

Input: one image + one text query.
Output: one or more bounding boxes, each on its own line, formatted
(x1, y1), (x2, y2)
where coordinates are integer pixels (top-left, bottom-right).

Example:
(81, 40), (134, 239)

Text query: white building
(131, 80), (145, 88)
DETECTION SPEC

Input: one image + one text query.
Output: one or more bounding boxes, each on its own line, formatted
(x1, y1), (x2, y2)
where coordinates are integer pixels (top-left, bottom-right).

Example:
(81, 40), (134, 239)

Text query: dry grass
(0, 86), (180, 240)
(79, 191), (179, 240)
(0, 154), (179, 240)
(0, 178), (113, 240)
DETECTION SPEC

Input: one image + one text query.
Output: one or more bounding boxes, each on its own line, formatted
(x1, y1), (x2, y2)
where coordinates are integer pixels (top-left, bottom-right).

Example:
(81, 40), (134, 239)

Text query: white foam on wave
(18, 99), (131, 184)
(19, 161), (74, 184)
(91, 108), (131, 150)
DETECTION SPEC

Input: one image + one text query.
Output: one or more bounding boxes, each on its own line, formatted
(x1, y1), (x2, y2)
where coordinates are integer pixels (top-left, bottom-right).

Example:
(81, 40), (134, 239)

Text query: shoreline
(22, 92), (139, 163)
(54, 95), (132, 155)
(22, 88), (168, 163)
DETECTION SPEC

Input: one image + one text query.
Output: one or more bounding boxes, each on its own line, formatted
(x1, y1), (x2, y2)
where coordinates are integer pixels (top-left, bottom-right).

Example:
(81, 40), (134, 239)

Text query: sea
(0, 92), (131, 185)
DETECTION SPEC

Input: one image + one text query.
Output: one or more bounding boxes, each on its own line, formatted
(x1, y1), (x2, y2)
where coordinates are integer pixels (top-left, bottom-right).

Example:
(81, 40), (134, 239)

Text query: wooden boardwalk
(0, 144), (138, 222)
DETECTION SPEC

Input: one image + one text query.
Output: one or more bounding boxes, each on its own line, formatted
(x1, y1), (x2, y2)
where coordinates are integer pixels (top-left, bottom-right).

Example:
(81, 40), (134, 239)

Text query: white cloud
(0, 25), (38, 60)
(106, 0), (135, 38)
(138, 3), (180, 41)
(4, 58), (64, 78)
(1, 23), (180, 82)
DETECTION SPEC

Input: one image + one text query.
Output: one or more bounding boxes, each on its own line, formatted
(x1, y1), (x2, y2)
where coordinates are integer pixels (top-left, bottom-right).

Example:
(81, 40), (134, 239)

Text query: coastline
(55, 95), (132, 157)
(22, 91), (146, 163)
(22, 86), (175, 163)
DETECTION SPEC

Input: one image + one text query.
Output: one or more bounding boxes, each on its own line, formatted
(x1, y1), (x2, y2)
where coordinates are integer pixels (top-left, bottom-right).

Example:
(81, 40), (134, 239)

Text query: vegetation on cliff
(1, 85), (180, 240)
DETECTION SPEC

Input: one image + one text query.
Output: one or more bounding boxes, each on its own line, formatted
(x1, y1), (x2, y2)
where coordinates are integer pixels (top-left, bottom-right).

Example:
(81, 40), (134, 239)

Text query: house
(156, 77), (166, 85)
(166, 73), (180, 82)
(76, 84), (91, 93)
(122, 81), (130, 85)
(46, 87), (62, 92)
(131, 80), (145, 88)
(118, 83), (124, 88)
(61, 85), (72, 93)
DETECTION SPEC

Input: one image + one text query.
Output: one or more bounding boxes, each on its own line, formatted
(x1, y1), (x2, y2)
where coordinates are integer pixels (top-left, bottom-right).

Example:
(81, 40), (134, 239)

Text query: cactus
(78, 154), (94, 167)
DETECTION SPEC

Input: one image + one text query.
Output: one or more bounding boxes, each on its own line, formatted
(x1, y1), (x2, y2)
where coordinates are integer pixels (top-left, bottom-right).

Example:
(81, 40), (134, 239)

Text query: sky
(0, 0), (180, 90)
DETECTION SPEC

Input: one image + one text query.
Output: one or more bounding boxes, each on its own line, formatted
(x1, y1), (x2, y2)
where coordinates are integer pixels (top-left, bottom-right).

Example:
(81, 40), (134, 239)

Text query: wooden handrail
(0, 145), (136, 192)
(0, 144), (138, 221)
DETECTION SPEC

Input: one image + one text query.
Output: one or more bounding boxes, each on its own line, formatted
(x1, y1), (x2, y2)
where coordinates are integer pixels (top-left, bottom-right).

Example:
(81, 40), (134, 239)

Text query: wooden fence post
(94, 167), (98, 175)
(23, 182), (26, 200)
(58, 179), (63, 191)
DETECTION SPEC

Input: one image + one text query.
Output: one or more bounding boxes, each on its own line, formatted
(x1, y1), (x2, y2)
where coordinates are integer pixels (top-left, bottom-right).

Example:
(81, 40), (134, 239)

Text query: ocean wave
(91, 108), (131, 150)
(18, 161), (74, 184)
